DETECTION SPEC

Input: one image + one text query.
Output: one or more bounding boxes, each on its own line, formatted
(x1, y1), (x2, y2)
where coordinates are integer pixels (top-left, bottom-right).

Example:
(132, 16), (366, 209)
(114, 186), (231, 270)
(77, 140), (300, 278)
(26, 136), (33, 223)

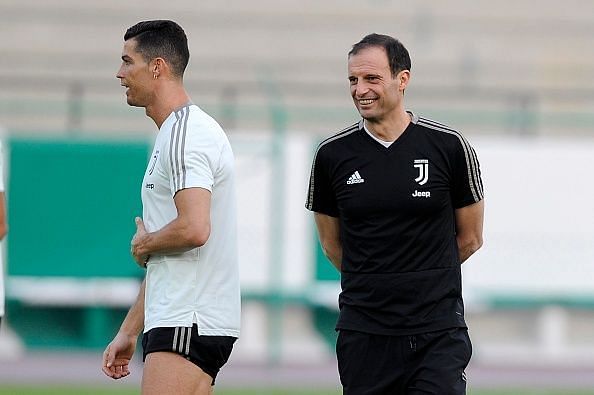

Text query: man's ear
(151, 58), (165, 79)
(398, 70), (411, 91)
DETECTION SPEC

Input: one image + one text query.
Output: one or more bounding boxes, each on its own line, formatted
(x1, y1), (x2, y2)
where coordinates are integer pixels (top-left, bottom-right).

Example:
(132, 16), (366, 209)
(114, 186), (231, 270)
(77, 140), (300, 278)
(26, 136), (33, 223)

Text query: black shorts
(337, 327), (472, 395)
(142, 324), (236, 385)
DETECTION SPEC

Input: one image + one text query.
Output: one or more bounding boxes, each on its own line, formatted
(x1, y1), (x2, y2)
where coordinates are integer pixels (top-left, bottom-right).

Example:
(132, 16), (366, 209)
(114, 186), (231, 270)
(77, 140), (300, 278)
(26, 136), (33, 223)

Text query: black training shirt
(306, 113), (483, 335)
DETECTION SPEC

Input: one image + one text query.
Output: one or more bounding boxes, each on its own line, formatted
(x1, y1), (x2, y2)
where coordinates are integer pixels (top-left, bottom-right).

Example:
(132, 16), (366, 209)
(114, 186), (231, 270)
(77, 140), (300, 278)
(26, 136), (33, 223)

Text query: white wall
(464, 136), (594, 303)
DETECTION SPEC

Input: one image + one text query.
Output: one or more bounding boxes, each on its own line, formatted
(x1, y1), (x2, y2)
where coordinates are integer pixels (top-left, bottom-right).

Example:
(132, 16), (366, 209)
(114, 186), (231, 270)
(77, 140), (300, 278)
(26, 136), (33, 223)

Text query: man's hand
(101, 332), (137, 379)
(131, 217), (150, 268)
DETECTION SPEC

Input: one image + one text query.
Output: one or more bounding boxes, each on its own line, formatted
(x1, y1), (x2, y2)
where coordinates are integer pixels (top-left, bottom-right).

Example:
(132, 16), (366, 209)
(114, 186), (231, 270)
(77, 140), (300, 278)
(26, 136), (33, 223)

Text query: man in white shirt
(102, 20), (240, 395)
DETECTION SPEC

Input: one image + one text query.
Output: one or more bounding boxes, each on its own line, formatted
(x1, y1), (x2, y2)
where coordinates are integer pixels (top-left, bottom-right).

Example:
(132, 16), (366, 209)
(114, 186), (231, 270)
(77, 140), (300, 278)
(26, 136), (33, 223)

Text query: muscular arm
(314, 212), (342, 272)
(455, 200), (484, 263)
(131, 187), (211, 265)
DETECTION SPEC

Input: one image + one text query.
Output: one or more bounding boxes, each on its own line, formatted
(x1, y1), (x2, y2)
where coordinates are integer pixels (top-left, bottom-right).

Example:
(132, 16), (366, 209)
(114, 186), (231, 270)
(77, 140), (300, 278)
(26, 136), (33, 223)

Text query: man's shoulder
(316, 121), (361, 151)
(182, 105), (230, 147)
(413, 116), (479, 166)
(157, 105), (230, 158)
(414, 115), (466, 142)
(187, 105), (224, 131)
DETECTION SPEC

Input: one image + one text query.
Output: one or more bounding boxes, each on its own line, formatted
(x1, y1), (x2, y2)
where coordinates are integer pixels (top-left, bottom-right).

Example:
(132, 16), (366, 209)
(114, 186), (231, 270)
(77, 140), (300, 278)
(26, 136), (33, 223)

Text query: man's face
(116, 39), (154, 107)
(348, 46), (406, 123)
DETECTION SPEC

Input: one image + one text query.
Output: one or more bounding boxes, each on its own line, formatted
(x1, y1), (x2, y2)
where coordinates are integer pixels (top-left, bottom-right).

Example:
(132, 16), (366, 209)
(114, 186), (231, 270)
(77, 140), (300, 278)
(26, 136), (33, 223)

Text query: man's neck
(146, 82), (191, 129)
(364, 110), (412, 142)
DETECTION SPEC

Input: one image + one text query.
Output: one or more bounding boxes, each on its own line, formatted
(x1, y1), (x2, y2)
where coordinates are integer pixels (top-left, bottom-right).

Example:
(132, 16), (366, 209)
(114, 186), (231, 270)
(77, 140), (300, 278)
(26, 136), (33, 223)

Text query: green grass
(1, 388), (594, 395)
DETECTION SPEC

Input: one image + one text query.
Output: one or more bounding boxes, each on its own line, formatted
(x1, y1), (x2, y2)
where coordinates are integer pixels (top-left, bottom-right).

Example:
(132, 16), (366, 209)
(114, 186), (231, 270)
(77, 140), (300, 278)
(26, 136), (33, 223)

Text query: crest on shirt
(413, 159), (429, 185)
(148, 150), (160, 175)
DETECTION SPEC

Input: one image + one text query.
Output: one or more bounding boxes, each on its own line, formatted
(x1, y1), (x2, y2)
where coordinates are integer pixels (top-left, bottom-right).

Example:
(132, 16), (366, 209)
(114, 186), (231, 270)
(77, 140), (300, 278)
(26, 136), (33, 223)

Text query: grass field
(1, 388), (594, 395)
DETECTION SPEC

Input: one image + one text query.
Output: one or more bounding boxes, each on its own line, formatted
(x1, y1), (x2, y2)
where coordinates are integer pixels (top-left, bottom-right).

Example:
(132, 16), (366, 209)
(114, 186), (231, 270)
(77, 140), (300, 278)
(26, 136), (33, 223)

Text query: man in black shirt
(306, 33), (484, 394)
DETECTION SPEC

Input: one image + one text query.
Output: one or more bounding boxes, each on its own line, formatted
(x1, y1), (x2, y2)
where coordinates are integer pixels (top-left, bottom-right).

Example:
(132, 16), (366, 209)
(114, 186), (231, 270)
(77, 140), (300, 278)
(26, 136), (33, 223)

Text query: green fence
(6, 137), (150, 348)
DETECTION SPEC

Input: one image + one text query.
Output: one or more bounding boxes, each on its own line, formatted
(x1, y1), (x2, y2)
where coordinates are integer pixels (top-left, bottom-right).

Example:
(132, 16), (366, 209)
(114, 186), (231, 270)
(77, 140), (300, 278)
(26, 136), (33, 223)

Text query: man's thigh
(337, 328), (472, 395)
(336, 329), (407, 395)
(142, 351), (212, 395)
(141, 325), (236, 395)
(407, 328), (472, 395)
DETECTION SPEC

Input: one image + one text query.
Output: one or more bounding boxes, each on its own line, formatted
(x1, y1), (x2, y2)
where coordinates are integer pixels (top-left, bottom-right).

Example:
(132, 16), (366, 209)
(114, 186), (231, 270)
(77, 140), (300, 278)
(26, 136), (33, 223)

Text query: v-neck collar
(359, 111), (418, 151)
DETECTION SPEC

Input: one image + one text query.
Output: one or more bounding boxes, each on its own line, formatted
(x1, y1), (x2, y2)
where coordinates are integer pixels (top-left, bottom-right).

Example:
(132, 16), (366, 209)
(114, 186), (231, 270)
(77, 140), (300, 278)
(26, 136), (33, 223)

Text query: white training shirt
(141, 104), (240, 337)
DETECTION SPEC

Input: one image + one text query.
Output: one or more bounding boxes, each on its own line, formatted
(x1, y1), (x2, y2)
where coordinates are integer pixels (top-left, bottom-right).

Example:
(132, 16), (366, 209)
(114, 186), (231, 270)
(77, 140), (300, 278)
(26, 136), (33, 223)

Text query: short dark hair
(124, 20), (189, 78)
(349, 33), (411, 76)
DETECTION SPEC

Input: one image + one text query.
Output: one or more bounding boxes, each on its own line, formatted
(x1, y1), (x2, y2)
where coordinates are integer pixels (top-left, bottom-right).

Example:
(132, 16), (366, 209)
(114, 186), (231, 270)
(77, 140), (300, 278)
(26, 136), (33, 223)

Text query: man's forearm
(314, 213), (343, 272)
(454, 200), (484, 264)
(457, 235), (482, 264)
(119, 280), (146, 337)
(134, 217), (208, 258)
(322, 244), (342, 272)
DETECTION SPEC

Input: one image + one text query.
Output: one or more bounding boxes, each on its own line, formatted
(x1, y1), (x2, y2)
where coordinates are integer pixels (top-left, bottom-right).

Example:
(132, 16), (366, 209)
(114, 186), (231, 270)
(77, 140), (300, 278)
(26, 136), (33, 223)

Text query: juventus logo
(413, 159), (429, 185)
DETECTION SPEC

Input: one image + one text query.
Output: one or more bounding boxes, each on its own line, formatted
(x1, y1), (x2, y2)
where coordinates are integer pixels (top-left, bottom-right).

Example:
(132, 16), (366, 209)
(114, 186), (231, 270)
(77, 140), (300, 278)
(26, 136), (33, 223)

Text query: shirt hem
(144, 321), (240, 337)
(335, 322), (467, 336)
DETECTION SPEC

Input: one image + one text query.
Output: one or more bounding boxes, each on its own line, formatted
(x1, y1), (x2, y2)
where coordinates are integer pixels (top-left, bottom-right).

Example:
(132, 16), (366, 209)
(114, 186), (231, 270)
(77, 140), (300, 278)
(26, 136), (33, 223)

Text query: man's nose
(354, 82), (369, 98)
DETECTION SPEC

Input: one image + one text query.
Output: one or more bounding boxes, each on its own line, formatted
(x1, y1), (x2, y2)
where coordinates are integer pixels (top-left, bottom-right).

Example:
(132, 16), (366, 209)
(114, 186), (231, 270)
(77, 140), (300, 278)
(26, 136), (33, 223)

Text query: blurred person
(101, 20), (240, 395)
(306, 33), (484, 394)
(0, 140), (7, 330)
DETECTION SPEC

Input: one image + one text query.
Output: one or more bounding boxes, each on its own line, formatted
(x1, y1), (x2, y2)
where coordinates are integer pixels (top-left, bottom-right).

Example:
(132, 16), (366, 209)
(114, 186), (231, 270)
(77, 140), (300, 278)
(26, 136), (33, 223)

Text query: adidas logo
(346, 171), (365, 185)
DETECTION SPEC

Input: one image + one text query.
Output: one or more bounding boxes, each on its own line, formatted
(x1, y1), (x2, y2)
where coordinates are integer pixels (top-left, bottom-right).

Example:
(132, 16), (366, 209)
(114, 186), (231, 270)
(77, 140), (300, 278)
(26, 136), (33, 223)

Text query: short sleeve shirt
(306, 113), (483, 335)
(142, 104), (240, 337)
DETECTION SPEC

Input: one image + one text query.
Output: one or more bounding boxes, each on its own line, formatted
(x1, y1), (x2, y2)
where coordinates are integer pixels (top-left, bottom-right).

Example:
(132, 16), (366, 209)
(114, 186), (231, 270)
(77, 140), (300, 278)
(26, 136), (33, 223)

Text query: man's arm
(131, 187), (211, 266)
(314, 212), (342, 272)
(102, 279), (145, 379)
(455, 200), (484, 263)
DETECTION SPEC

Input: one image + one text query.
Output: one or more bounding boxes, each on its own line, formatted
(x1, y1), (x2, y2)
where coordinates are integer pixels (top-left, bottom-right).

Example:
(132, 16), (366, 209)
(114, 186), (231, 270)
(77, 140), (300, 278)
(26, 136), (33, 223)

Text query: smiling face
(116, 39), (155, 108)
(348, 46), (408, 124)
